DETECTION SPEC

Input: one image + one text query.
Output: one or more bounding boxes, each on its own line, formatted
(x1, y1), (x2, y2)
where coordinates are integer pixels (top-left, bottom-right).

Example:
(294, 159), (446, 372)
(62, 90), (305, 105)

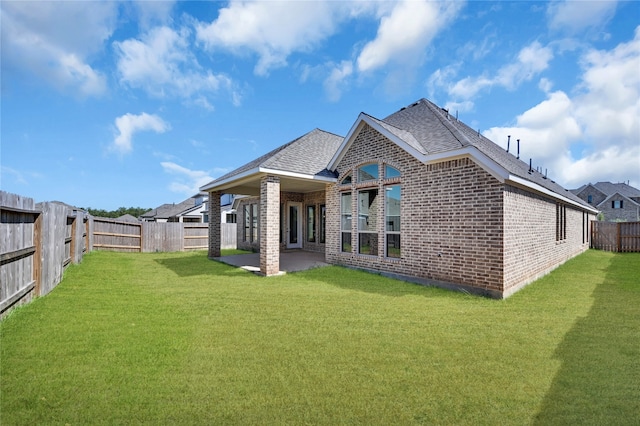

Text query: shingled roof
(201, 98), (595, 211)
(201, 129), (343, 191)
(572, 181), (640, 199)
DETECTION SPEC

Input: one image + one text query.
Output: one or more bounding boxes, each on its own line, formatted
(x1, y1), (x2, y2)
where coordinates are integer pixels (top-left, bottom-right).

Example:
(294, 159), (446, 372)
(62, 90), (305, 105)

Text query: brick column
(208, 191), (221, 258)
(260, 175), (280, 276)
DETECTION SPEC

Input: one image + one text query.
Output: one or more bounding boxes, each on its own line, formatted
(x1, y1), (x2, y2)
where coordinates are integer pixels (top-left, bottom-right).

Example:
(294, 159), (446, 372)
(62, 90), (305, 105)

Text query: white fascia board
(508, 175), (599, 213)
(200, 167), (261, 192)
(327, 114), (366, 170)
(328, 114), (425, 171)
(258, 168), (337, 183)
(423, 146), (510, 182)
(423, 146), (598, 213)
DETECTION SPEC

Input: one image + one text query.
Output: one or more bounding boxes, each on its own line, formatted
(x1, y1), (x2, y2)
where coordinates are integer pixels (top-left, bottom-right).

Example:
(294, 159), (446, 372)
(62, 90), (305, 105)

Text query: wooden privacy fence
(591, 221), (640, 252)
(92, 219), (236, 252)
(1, 190), (238, 317)
(1, 193), (90, 317)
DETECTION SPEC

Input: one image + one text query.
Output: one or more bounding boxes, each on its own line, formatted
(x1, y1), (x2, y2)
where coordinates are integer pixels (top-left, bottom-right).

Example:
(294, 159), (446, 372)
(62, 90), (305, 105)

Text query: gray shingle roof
(206, 128), (343, 186)
(590, 182), (640, 198)
(381, 99), (590, 207)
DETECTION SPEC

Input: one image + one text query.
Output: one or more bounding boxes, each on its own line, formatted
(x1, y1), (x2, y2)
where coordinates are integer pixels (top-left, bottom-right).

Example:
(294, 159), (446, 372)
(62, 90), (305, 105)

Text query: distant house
(116, 214), (140, 223)
(201, 98), (598, 298)
(571, 182), (640, 222)
(140, 193), (237, 223)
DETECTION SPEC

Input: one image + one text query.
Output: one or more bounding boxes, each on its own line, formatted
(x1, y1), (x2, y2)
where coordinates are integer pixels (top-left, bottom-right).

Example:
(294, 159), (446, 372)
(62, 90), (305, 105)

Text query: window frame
(385, 184), (401, 258)
(340, 192), (352, 252)
(357, 188), (379, 256)
(306, 205), (316, 242)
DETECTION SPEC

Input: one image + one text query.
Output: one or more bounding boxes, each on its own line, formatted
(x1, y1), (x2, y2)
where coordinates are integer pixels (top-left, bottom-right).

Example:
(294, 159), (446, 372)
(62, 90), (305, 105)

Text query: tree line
(82, 207), (150, 219)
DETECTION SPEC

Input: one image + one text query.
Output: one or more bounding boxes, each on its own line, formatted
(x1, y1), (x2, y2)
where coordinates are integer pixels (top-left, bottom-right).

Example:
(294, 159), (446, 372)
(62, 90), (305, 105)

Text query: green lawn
(1, 250), (638, 424)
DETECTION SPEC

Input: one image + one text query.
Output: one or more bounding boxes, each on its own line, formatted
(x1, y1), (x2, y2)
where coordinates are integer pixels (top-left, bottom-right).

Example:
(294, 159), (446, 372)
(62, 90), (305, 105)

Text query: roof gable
(329, 99), (595, 212)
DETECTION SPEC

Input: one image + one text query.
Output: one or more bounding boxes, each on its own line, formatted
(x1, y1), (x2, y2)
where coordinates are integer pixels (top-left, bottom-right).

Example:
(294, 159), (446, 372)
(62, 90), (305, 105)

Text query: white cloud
(448, 41), (553, 100)
(357, 0), (462, 73)
(196, 1), (346, 76)
(114, 26), (239, 105)
(112, 113), (170, 154)
(547, 0), (618, 34)
(1, 1), (116, 96)
(161, 162), (214, 195)
(323, 61), (354, 102)
(483, 27), (640, 189)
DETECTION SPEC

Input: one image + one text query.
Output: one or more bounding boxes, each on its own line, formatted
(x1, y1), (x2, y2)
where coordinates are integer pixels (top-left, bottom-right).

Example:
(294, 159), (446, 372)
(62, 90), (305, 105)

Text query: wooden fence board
(592, 221), (640, 252)
(1, 192), (39, 315)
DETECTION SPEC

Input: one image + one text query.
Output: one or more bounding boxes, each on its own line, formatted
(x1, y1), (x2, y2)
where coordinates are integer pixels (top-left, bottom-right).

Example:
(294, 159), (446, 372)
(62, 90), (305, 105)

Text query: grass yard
(1, 250), (638, 424)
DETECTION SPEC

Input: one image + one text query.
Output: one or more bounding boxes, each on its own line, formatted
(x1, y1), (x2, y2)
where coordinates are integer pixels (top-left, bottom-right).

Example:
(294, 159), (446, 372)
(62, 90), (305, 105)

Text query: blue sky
(2, 0), (639, 210)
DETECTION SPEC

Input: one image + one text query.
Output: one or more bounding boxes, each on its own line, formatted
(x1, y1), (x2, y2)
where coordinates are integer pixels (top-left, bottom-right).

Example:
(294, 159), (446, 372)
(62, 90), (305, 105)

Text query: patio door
(286, 202), (303, 249)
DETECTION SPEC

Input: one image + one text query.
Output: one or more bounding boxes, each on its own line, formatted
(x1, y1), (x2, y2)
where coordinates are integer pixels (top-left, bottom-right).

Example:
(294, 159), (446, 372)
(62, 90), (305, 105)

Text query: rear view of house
(201, 99), (598, 298)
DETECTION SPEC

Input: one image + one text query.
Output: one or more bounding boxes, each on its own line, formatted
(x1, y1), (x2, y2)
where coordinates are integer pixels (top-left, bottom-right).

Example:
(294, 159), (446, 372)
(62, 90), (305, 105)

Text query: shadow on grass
(296, 265), (476, 300)
(154, 253), (250, 278)
(533, 253), (640, 424)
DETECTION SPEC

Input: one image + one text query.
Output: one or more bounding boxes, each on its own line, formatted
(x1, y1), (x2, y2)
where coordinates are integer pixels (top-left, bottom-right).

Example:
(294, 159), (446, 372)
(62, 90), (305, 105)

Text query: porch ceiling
(211, 172), (332, 196)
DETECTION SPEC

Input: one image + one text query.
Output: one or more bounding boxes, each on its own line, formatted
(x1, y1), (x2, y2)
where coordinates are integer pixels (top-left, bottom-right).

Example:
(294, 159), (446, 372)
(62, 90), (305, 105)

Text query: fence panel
(184, 225), (208, 250)
(221, 223), (237, 249)
(38, 202), (78, 296)
(592, 221), (640, 252)
(92, 218), (142, 252)
(620, 222), (640, 252)
(142, 222), (183, 252)
(0, 192), (39, 315)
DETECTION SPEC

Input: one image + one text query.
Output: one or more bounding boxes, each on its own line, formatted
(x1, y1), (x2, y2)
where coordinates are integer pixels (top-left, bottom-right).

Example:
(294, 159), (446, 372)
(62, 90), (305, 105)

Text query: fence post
(617, 222), (622, 253)
(33, 212), (42, 296)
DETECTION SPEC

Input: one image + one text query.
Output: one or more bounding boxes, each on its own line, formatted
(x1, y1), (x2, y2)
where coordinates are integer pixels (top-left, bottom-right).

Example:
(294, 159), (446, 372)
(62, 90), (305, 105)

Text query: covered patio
(200, 129), (343, 276)
(214, 251), (328, 275)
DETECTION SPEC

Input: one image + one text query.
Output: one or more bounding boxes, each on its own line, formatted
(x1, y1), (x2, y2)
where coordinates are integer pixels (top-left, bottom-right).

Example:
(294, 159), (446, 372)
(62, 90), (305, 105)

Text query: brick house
(571, 182), (640, 222)
(201, 99), (597, 298)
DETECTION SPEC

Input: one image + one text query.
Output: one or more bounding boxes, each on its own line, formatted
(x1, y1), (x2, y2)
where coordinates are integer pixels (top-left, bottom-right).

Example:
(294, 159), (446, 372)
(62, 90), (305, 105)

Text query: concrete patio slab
(214, 251), (328, 274)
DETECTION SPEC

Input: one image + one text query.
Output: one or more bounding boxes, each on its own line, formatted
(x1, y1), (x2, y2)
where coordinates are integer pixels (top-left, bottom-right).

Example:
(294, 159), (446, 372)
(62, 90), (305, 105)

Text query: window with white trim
(341, 192), (352, 252)
(358, 188), (379, 255)
(385, 185), (401, 258)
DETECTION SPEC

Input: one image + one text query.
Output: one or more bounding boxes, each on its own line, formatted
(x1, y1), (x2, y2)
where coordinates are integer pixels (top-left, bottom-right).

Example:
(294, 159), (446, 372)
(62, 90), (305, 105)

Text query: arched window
(357, 163), (378, 182)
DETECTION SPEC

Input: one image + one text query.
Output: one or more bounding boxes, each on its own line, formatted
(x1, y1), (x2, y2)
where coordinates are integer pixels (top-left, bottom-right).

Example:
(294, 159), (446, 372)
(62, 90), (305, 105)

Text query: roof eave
(328, 113), (426, 171)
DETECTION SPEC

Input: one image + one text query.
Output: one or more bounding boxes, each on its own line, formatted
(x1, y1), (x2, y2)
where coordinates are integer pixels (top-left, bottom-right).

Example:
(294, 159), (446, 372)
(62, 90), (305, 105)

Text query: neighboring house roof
(201, 128), (344, 193)
(116, 214), (139, 222)
(597, 192), (640, 209)
(141, 198), (197, 220)
(586, 182), (640, 199)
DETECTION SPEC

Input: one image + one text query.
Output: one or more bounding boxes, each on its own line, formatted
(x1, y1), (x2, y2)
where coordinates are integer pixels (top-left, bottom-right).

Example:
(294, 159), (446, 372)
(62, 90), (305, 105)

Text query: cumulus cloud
(114, 26), (240, 105)
(196, 1), (346, 76)
(1, 1), (116, 96)
(112, 113), (170, 154)
(356, 0), (462, 73)
(323, 61), (354, 102)
(447, 41), (553, 100)
(483, 27), (640, 189)
(161, 162), (214, 195)
(547, 0), (618, 35)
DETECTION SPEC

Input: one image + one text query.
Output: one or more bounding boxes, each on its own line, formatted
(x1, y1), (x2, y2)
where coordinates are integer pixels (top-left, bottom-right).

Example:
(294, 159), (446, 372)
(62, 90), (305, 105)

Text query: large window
(244, 203), (258, 242)
(385, 185), (401, 258)
(358, 188), (379, 255)
(307, 205), (316, 242)
(341, 193), (352, 252)
(556, 203), (566, 242)
(320, 204), (326, 244)
(358, 163), (378, 182)
(341, 163), (401, 258)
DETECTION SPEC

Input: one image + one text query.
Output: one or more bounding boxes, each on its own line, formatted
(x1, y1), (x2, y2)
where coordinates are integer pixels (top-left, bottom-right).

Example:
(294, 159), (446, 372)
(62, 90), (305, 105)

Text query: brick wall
(574, 186), (606, 207)
(327, 123), (505, 296)
(503, 185), (592, 296)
